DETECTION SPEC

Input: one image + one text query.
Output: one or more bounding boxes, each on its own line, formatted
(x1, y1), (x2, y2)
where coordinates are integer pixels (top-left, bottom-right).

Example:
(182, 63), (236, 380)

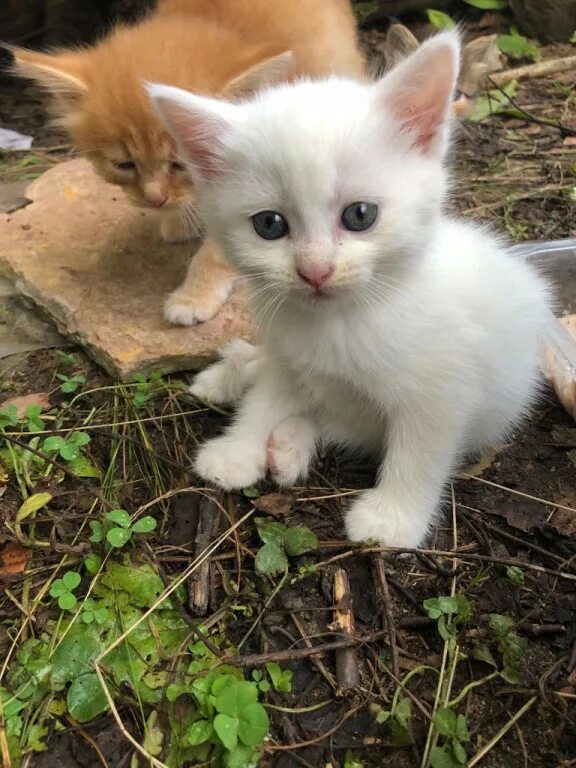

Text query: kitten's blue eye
(251, 210), (289, 240)
(115, 160), (136, 170)
(341, 202), (378, 232)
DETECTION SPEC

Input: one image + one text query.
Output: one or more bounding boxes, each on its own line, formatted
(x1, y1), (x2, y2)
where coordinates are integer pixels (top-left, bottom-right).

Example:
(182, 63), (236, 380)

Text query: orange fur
(7, 0), (365, 324)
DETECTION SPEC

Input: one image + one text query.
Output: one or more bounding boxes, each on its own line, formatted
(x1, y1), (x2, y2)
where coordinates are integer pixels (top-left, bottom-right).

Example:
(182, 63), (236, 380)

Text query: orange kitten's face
(73, 110), (194, 210)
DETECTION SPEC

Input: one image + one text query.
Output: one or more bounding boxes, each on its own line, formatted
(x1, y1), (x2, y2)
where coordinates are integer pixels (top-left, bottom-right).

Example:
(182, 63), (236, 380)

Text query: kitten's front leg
(346, 404), (464, 548)
(189, 340), (262, 405)
(194, 363), (307, 490)
(164, 238), (235, 325)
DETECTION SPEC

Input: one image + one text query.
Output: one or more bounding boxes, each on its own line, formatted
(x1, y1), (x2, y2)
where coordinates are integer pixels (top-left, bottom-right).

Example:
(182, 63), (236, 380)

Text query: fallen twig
(468, 696), (538, 767)
(332, 568), (360, 691)
(372, 555), (400, 679)
(490, 56), (576, 87)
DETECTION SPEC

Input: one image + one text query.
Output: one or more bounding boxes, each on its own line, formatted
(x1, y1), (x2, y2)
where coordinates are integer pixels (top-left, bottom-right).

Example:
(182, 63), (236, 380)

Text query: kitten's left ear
(146, 84), (237, 180)
(378, 31), (460, 157)
(225, 51), (294, 98)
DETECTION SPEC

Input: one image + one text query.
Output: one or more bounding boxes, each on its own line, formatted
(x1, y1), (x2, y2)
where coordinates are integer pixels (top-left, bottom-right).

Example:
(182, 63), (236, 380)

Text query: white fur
(150, 32), (551, 547)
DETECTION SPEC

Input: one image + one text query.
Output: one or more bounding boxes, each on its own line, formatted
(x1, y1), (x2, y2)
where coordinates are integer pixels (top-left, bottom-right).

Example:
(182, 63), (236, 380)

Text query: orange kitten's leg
(164, 238), (235, 325)
(160, 207), (194, 243)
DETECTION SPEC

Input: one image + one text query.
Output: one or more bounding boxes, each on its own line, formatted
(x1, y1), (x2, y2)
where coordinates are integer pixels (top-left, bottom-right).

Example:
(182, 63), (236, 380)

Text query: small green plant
(488, 613), (527, 683)
(430, 707), (470, 767)
(43, 431), (90, 461)
(89, 509), (157, 548)
(0, 404), (18, 429)
(506, 565), (524, 586)
(56, 351), (77, 367)
(49, 571), (81, 611)
(373, 695), (413, 746)
(254, 517), (318, 576)
(463, 0), (508, 9)
(423, 594), (473, 643)
(344, 752), (365, 768)
(498, 27), (540, 62)
(56, 373), (86, 394)
(80, 599), (108, 624)
(265, 662), (293, 693)
(131, 372), (165, 407)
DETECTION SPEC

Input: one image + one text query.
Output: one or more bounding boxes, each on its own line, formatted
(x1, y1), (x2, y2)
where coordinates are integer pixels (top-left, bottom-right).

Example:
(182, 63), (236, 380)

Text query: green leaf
(434, 707), (457, 737)
(0, 404), (18, 427)
(500, 666), (524, 685)
(67, 673), (109, 722)
(59, 443), (80, 461)
(265, 662), (292, 693)
(258, 680), (270, 693)
(106, 527), (132, 548)
(85, 553), (102, 574)
(506, 565), (524, 585)
(394, 697), (412, 729)
(69, 431), (90, 447)
(463, 0), (508, 9)
(489, 613), (514, 637)
(82, 612), (94, 624)
(438, 596), (459, 614)
(215, 680), (258, 717)
(49, 580), (66, 597)
(17, 492), (52, 522)
(423, 598), (442, 619)
(455, 714), (470, 743)
(58, 592), (77, 611)
(437, 615), (452, 642)
(498, 32), (540, 62)
(52, 627), (101, 684)
(89, 521), (104, 543)
(254, 542), (288, 576)
(430, 745), (460, 768)
(62, 571), (81, 591)
(214, 713), (239, 751)
(42, 436), (66, 452)
(426, 9), (455, 30)
(131, 516), (157, 534)
(255, 517), (286, 546)
(571, 31), (576, 44)
(187, 719), (214, 746)
(470, 643), (497, 667)
(106, 509), (131, 528)
(283, 526), (318, 556)
(452, 739), (467, 764)
(68, 454), (101, 478)
(94, 608), (109, 624)
(238, 701), (269, 747)
(243, 486), (261, 499)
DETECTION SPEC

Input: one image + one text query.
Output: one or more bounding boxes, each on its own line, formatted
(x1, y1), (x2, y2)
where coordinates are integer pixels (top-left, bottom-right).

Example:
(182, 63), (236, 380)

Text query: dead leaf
(549, 509), (576, 538)
(497, 500), (547, 532)
(0, 392), (50, 418)
(563, 136), (576, 147)
(0, 542), (31, 578)
(253, 492), (294, 518)
(460, 35), (503, 96)
(458, 449), (497, 479)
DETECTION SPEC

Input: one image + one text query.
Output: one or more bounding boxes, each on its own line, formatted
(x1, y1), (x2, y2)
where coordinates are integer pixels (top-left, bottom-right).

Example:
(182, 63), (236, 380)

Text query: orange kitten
(7, 0), (365, 326)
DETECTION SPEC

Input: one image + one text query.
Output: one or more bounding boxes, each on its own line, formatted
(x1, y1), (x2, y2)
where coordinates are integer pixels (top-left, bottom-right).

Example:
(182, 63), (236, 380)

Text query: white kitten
(149, 32), (551, 548)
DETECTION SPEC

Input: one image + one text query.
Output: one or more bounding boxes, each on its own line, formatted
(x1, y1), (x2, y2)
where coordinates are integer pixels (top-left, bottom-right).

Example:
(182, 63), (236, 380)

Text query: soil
(1, 11), (575, 768)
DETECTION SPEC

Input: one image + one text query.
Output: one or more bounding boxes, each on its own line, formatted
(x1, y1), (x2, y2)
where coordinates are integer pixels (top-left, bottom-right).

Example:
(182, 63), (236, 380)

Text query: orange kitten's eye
(170, 161), (185, 171)
(115, 161), (136, 170)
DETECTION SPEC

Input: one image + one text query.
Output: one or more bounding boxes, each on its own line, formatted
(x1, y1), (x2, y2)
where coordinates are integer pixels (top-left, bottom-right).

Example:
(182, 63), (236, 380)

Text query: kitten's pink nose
(148, 194), (168, 208)
(296, 263), (334, 290)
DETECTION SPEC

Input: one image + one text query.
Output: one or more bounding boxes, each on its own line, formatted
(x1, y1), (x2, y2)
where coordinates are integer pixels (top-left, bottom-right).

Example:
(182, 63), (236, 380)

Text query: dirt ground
(0, 11), (575, 768)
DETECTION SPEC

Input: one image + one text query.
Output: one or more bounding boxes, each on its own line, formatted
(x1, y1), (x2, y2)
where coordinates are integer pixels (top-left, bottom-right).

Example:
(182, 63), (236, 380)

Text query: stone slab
(0, 159), (253, 380)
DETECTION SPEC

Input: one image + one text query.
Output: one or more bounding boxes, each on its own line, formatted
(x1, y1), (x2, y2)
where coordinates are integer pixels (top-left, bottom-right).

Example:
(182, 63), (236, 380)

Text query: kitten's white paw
(160, 212), (193, 243)
(267, 416), (316, 487)
(345, 489), (430, 548)
(164, 283), (232, 326)
(189, 340), (261, 404)
(194, 437), (266, 490)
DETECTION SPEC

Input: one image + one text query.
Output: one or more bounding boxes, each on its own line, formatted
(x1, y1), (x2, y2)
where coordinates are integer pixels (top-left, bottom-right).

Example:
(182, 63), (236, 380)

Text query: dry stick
(468, 696), (538, 767)
(490, 56), (576, 87)
(332, 568), (360, 690)
(189, 494), (222, 616)
(372, 555), (400, 679)
(223, 628), (390, 669)
(290, 613), (338, 690)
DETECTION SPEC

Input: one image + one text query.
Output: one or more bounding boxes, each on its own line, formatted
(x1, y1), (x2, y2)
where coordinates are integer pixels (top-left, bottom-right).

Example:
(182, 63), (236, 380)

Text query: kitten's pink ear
(378, 31), (460, 156)
(146, 84), (237, 179)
